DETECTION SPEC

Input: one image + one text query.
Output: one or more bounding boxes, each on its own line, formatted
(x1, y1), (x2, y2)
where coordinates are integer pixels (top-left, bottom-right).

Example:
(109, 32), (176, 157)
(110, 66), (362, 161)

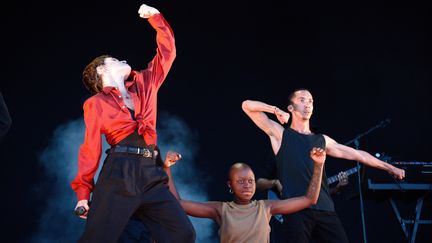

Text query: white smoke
(30, 112), (218, 242)
(30, 119), (91, 243)
(157, 112), (217, 243)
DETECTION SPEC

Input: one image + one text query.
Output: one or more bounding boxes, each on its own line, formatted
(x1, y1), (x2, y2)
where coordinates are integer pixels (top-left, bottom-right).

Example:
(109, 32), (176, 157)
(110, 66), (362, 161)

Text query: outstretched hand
(164, 151), (182, 168)
(310, 147), (326, 165)
(274, 108), (290, 124)
(138, 3), (160, 18)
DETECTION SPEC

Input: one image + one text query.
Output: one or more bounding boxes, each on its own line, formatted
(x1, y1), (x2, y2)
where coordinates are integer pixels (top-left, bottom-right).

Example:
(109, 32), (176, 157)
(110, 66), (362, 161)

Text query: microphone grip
(75, 206), (87, 216)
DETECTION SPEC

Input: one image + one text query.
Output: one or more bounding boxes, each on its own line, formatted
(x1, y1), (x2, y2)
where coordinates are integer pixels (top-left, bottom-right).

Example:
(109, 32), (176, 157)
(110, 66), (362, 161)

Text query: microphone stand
(344, 118), (391, 243)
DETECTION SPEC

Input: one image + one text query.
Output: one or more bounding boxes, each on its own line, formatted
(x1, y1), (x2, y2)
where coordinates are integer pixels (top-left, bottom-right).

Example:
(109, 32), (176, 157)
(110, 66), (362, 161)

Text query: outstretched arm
(256, 178), (283, 194)
(241, 100), (288, 154)
(163, 152), (222, 224)
(138, 3), (176, 89)
(163, 151), (181, 199)
(266, 147), (325, 216)
(324, 135), (405, 180)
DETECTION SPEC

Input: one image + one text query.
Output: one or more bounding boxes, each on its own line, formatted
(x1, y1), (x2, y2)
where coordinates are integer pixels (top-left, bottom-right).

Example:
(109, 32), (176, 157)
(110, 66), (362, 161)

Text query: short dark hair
(82, 54), (111, 94)
(288, 88), (311, 105)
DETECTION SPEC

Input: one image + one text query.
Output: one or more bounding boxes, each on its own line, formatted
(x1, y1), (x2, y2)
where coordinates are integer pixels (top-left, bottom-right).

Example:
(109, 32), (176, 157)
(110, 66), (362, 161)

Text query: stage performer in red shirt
(70, 3), (195, 243)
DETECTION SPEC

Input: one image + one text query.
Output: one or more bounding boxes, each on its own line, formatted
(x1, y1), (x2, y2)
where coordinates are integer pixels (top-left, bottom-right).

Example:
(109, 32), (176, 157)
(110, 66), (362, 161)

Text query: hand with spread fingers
(310, 147), (326, 165)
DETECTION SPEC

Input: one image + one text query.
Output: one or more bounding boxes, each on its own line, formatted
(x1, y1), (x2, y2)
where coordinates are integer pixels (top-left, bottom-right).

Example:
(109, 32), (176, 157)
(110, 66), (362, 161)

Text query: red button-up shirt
(71, 13), (176, 201)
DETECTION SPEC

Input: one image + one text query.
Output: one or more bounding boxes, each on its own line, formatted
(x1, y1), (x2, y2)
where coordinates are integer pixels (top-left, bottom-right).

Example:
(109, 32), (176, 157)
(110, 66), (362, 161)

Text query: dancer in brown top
(165, 147), (326, 243)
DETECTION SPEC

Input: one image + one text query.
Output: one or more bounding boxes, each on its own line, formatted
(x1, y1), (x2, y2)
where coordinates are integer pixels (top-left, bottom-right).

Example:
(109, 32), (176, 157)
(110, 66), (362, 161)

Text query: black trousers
(278, 208), (349, 243)
(270, 217), (284, 243)
(78, 152), (196, 243)
(119, 216), (153, 243)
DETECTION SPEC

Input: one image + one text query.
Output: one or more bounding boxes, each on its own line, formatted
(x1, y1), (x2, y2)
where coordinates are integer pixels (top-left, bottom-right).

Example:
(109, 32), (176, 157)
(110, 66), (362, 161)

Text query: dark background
(2, 1), (431, 242)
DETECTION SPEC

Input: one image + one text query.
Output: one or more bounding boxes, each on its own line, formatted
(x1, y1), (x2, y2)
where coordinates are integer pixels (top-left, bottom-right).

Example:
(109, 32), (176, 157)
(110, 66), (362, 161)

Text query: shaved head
(228, 163), (252, 180)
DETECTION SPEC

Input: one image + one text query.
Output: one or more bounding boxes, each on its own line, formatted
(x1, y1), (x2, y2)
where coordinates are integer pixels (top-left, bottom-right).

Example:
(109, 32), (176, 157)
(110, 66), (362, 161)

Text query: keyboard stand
(368, 180), (432, 243)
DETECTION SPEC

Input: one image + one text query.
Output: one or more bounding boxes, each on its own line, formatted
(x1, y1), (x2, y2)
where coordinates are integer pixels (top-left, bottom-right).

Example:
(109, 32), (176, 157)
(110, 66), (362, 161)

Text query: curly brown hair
(82, 54), (111, 94)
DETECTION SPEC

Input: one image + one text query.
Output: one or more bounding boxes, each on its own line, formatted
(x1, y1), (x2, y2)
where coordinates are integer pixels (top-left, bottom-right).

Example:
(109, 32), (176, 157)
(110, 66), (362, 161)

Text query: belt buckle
(143, 149), (151, 158)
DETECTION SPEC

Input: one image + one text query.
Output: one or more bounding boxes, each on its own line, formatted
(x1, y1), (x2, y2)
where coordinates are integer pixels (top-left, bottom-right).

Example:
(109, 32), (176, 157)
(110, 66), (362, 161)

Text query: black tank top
(118, 108), (146, 147)
(275, 127), (334, 211)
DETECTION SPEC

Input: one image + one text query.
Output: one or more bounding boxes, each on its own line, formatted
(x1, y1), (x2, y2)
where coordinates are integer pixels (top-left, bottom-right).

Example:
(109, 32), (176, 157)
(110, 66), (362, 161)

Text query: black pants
(278, 208), (349, 243)
(78, 152), (196, 243)
(119, 216), (153, 243)
(270, 217), (284, 243)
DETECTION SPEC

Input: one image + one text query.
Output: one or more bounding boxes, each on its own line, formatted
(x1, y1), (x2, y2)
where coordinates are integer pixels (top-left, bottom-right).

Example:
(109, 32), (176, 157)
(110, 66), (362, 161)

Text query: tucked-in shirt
(71, 13), (176, 201)
(219, 200), (271, 243)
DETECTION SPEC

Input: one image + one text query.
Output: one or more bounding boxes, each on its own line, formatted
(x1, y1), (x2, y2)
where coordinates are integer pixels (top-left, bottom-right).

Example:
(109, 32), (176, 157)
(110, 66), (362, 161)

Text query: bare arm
(163, 152), (222, 223)
(324, 135), (405, 180)
(256, 178), (281, 192)
(241, 100), (288, 154)
(164, 166), (180, 199)
(266, 147), (325, 216)
(256, 178), (274, 191)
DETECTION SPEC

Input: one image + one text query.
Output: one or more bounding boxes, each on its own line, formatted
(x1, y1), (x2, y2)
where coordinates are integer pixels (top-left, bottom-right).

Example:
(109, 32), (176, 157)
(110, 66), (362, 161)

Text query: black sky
(2, 1), (431, 242)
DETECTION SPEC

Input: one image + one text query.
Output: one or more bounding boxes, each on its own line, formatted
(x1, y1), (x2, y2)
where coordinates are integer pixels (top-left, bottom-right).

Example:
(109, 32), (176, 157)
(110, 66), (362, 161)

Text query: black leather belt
(107, 145), (157, 159)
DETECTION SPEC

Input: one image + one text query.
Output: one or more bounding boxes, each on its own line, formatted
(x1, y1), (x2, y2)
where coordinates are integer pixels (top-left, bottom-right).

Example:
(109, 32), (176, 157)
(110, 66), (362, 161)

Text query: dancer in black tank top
(242, 88), (405, 243)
